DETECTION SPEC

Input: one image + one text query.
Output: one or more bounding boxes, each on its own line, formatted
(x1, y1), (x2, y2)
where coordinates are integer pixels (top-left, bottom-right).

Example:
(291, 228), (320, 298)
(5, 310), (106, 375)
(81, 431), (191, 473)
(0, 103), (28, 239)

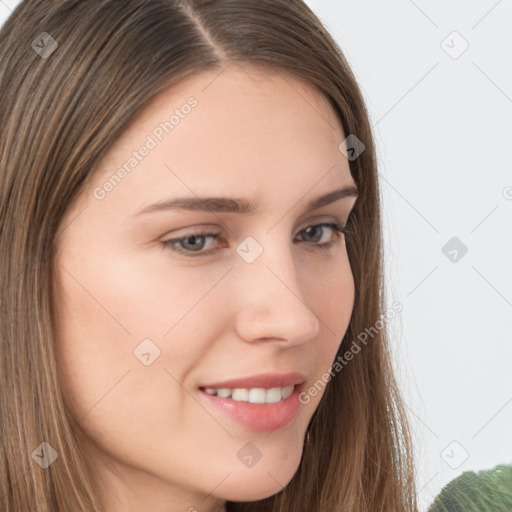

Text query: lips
(198, 381), (304, 431)
(198, 371), (307, 390)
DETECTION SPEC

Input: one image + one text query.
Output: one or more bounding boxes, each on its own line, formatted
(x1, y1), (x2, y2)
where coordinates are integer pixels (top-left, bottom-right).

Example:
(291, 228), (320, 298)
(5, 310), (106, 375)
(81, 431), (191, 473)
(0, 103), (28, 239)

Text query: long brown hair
(0, 1), (418, 510)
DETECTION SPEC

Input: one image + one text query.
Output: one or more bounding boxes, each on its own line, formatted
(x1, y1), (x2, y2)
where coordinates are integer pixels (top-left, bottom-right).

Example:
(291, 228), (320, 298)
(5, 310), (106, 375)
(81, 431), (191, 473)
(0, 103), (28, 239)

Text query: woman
(0, 1), (418, 511)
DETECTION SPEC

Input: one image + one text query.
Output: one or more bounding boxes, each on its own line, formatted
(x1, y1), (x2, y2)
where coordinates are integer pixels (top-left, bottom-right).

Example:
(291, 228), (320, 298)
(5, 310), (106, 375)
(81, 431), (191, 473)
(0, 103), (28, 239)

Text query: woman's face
(53, 64), (358, 512)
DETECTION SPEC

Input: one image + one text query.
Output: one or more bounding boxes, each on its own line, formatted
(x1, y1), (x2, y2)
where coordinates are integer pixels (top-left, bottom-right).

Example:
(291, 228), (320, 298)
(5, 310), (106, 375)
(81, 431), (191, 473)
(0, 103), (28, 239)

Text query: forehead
(81, 64), (353, 217)
(132, 63), (344, 138)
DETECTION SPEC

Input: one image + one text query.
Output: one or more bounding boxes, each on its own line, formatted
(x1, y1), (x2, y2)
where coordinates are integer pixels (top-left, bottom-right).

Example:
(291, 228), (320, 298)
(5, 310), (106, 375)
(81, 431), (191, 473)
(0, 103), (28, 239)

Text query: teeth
(232, 388), (249, 401)
(281, 385), (294, 399)
(216, 388), (231, 399)
(203, 385), (295, 403)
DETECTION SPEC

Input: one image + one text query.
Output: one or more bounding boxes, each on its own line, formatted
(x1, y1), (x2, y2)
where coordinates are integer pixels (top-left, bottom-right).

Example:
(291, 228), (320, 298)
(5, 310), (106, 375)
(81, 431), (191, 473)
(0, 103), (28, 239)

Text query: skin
(52, 63), (358, 512)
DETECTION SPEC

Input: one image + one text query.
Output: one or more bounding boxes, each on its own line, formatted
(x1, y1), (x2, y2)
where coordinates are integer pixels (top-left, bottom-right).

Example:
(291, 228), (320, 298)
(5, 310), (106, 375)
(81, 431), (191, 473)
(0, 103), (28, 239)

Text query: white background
(1, 1), (511, 510)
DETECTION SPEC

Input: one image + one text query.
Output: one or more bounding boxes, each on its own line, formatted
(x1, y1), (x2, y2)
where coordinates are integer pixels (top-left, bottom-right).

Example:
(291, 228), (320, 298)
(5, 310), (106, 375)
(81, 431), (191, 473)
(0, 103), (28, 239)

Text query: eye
(161, 222), (352, 258)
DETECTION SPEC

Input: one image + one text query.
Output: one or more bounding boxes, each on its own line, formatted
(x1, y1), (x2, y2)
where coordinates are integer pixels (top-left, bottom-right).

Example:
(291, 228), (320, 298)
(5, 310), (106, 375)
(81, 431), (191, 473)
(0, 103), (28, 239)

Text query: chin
(219, 479), (287, 502)
(216, 452), (301, 502)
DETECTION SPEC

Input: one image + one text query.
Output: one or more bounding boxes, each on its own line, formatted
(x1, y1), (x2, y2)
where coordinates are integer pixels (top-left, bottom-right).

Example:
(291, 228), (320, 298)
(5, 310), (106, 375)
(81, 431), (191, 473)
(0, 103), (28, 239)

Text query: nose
(231, 238), (321, 346)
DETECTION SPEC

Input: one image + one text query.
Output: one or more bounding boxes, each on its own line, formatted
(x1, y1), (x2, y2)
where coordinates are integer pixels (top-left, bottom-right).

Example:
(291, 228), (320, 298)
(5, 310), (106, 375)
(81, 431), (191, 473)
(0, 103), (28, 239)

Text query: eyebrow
(134, 184), (358, 216)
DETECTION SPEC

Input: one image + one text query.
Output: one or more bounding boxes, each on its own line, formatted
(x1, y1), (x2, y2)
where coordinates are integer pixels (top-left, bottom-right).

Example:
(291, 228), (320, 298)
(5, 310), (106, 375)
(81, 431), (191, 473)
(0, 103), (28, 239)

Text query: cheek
(52, 250), (229, 420)
(304, 250), (355, 335)
(302, 255), (355, 392)
(52, 256), (223, 476)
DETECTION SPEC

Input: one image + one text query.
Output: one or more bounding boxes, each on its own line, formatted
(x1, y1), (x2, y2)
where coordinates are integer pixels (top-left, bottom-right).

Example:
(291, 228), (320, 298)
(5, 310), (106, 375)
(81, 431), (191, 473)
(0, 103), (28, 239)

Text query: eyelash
(162, 222), (352, 258)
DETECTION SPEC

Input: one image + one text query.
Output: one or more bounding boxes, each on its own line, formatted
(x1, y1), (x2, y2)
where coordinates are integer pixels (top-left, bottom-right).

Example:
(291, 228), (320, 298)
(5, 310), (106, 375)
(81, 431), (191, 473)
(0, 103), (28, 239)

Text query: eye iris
(182, 235), (206, 251)
(303, 225), (322, 243)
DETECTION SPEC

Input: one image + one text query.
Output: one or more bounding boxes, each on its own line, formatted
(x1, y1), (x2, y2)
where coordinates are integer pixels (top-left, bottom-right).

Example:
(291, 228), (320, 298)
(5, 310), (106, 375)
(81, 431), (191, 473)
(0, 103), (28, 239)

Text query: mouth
(197, 382), (304, 432)
(198, 384), (297, 404)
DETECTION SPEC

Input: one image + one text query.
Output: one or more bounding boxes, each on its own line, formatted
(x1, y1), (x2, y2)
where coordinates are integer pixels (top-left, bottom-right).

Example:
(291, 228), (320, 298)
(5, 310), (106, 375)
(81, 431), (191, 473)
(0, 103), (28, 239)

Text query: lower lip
(198, 384), (303, 432)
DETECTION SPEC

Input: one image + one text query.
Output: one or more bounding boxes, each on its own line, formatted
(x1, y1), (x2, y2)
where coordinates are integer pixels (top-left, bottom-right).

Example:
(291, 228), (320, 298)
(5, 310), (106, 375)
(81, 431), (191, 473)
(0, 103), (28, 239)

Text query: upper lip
(199, 372), (306, 390)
